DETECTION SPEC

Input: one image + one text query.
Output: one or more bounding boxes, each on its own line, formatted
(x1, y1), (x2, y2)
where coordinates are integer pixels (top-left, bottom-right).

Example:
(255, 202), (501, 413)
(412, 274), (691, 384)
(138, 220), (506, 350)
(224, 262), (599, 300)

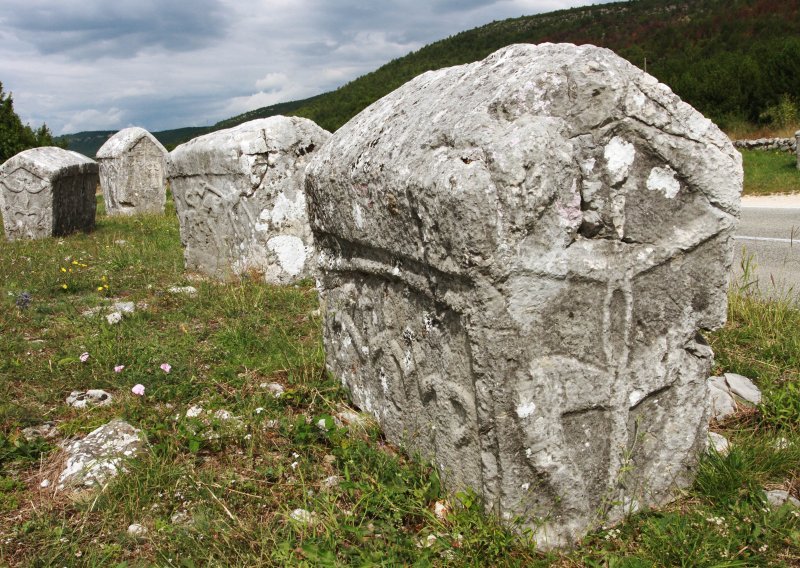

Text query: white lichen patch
(646, 166), (681, 198)
(353, 203), (365, 230)
(628, 389), (645, 407)
(516, 401), (536, 419)
(270, 191), (306, 227)
(604, 136), (635, 185)
(266, 235), (307, 276)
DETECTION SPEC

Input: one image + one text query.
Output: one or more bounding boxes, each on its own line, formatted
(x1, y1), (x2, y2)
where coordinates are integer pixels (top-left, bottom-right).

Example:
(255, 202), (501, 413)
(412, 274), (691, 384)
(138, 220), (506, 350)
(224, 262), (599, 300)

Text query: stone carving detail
(305, 43), (742, 548)
(1, 147), (98, 241)
(168, 117), (330, 283)
(96, 127), (168, 215)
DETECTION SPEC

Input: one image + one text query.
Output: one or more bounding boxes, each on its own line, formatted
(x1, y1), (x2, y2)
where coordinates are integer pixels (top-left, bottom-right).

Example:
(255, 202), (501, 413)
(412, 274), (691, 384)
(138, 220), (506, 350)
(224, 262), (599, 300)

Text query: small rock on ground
(724, 373), (762, 405)
(707, 432), (730, 456)
(66, 390), (113, 409)
(127, 523), (147, 537)
(57, 419), (143, 491)
(708, 376), (737, 421)
(289, 508), (317, 525)
(106, 311), (123, 325)
(765, 489), (800, 509)
(22, 422), (58, 441)
(168, 286), (198, 296)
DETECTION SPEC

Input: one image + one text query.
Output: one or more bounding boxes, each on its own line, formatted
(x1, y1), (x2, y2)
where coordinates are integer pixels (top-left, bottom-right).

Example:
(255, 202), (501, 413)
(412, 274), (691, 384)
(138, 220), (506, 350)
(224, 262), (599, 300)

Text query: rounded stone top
(306, 42), (742, 277)
(96, 127), (168, 159)
(168, 116), (330, 177)
(1, 146), (97, 179)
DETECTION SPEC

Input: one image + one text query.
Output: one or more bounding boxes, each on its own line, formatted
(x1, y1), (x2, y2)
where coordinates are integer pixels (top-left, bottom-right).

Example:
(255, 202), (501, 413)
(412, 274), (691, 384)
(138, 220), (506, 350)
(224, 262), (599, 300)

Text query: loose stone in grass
(707, 432), (730, 456)
(57, 419), (144, 491)
(288, 508), (317, 525)
(167, 285), (198, 296)
(127, 523), (147, 537)
(66, 390), (113, 409)
(96, 127), (168, 216)
(261, 382), (285, 397)
(723, 373), (762, 405)
(765, 489), (800, 509)
(106, 311), (123, 325)
(307, 43), (741, 548)
(22, 421), (58, 441)
(708, 376), (737, 421)
(320, 475), (341, 491)
(0, 147), (98, 241)
(168, 116), (330, 283)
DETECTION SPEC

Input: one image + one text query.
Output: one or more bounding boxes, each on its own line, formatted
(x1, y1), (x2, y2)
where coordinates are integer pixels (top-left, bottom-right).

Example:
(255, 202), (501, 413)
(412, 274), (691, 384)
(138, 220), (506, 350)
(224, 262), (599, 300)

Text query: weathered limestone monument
(168, 117), (330, 283)
(0, 147), (98, 241)
(305, 43), (742, 547)
(96, 127), (168, 215)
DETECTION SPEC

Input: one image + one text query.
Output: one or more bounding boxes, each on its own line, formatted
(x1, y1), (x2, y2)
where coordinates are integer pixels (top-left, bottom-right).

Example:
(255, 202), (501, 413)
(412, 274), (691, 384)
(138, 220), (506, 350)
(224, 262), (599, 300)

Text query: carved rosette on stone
(168, 117), (330, 283)
(0, 147), (98, 241)
(305, 44), (742, 548)
(96, 127), (168, 216)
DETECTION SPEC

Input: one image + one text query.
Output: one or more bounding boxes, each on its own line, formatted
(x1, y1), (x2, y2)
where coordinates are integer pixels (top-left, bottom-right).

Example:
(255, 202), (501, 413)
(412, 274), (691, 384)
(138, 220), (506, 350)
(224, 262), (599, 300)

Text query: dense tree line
(0, 82), (63, 163)
(287, 0), (800, 132)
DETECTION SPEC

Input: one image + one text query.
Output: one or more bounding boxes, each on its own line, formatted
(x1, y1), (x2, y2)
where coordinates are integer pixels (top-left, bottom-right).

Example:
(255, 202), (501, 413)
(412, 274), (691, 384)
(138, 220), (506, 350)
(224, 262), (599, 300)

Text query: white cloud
(61, 108), (125, 134)
(0, 0), (620, 134)
(255, 72), (289, 92)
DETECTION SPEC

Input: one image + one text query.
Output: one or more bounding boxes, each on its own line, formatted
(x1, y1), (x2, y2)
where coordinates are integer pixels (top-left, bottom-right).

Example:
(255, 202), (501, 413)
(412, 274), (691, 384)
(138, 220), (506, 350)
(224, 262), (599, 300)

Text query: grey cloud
(3, 0), (230, 59)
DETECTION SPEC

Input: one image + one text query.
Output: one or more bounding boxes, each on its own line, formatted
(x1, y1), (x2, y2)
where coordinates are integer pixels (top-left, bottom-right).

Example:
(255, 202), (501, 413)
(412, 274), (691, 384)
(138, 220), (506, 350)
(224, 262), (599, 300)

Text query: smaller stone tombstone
(168, 116), (330, 283)
(96, 127), (168, 215)
(1, 147), (98, 241)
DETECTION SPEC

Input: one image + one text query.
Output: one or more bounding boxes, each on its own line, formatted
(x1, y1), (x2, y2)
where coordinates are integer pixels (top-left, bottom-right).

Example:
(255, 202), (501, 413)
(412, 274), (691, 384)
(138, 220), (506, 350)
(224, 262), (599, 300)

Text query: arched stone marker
(96, 127), (168, 216)
(305, 43), (742, 548)
(168, 117), (330, 283)
(1, 147), (98, 241)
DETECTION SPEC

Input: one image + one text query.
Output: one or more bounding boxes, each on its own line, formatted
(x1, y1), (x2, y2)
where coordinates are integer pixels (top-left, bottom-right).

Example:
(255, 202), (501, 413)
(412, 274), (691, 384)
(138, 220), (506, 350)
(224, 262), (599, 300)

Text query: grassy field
(741, 149), (800, 197)
(0, 195), (799, 566)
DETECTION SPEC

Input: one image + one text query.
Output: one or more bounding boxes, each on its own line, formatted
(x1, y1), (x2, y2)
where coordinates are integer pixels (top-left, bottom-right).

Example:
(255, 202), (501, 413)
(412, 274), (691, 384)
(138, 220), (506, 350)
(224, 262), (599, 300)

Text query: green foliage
(0, 82), (64, 163)
(287, 0), (800, 132)
(759, 94), (800, 128)
(740, 149), (800, 196)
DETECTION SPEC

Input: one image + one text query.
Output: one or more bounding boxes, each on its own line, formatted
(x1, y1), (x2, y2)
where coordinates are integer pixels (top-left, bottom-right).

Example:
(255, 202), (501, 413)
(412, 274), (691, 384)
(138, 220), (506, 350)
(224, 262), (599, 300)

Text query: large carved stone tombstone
(168, 117), (330, 283)
(305, 44), (742, 547)
(1, 147), (98, 241)
(96, 127), (168, 215)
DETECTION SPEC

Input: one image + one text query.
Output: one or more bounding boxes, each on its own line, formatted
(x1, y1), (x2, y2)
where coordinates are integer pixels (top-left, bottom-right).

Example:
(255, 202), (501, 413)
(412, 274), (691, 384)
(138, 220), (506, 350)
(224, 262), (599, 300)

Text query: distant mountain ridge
(60, 96), (320, 157)
(61, 0), (800, 155)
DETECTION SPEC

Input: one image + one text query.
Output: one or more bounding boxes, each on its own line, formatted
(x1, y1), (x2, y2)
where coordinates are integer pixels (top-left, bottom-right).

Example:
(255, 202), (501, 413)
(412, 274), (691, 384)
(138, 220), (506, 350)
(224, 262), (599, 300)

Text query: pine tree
(0, 81), (63, 163)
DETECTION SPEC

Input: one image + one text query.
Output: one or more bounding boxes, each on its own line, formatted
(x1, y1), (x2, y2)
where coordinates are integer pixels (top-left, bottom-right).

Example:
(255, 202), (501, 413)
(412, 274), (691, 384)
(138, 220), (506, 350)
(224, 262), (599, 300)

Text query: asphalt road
(733, 200), (800, 299)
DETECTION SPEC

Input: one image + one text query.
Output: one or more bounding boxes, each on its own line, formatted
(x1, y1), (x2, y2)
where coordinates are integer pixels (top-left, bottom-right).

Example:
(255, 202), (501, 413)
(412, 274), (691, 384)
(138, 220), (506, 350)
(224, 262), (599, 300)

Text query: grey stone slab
(168, 116), (330, 283)
(96, 127), (168, 216)
(724, 372), (762, 404)
(306, 43), (742, 548)
(0, 147), (97, 241)
(56, 419), (143, 491)
(709, 381), (737, 421)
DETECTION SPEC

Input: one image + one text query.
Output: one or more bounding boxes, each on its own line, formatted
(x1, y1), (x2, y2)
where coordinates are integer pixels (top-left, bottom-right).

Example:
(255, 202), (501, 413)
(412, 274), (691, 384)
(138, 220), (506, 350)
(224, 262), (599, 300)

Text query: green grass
(0, 197), (798, 566)
(741, 149), (800, 196)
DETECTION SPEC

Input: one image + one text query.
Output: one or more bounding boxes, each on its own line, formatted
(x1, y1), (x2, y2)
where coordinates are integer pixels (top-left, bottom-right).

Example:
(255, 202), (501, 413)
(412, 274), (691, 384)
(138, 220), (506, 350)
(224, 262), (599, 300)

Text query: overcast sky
(0, 0), (618, 135)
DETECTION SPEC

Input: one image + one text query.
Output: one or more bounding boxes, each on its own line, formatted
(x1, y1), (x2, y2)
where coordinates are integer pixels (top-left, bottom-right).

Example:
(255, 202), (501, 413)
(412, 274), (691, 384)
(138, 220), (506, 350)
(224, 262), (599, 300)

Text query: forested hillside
(290, 0), (800, 132)
(60, 0), (800, 154)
